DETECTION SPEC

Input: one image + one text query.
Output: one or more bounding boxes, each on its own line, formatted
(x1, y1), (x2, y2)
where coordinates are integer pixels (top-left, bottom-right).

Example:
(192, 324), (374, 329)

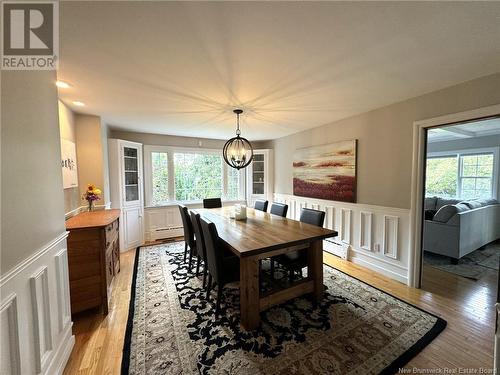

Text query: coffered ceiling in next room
(57, 1), (500, 141)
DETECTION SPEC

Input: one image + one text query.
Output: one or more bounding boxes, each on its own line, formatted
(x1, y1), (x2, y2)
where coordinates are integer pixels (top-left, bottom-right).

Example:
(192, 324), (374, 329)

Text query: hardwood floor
(63, 246), (496, 374)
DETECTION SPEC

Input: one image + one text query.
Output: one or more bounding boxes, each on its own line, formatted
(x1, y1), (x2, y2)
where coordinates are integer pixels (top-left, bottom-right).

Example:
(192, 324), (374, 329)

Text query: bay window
(144, 145), (245, 206)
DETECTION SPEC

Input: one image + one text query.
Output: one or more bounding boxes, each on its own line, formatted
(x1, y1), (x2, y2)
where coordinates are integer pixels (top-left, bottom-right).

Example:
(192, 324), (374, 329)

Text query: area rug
(424, 242), (500, 280)
(122, 243), (446, 375)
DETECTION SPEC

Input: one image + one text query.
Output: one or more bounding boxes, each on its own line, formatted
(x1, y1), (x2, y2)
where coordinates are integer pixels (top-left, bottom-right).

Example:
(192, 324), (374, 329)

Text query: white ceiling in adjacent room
(428, 117), (500, 143)
(58, 2), (500, 140)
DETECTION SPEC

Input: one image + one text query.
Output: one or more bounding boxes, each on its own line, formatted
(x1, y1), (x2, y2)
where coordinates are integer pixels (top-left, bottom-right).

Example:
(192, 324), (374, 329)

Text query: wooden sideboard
(66, 209), (121, 315)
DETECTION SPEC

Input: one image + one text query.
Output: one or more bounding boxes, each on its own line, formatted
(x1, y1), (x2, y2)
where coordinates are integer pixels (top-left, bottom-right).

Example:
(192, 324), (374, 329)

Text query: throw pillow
(433, 203), (470, 223)
(436, 198), (461, 210)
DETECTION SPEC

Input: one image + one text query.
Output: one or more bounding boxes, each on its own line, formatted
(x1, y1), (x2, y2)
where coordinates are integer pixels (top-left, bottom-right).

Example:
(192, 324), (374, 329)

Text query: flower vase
(88, 200), (94, 212)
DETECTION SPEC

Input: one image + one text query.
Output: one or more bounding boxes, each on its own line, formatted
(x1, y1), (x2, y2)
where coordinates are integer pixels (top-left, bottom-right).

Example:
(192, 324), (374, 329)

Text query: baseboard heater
(150, 226), (184, 240)
(323, 237), (348, 259)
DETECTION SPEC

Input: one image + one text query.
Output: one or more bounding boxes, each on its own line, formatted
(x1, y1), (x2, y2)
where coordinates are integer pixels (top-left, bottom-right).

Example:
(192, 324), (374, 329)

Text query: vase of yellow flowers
(83, 184), (102, 211)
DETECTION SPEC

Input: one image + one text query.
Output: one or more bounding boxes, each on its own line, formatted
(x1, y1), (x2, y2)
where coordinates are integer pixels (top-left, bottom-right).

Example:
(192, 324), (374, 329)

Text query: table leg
(240, 256), (260, 330)
(308, 240), (324, 302)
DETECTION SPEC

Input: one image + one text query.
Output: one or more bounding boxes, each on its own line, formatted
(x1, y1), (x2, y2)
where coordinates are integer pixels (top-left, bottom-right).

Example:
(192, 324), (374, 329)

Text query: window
(426, 156), (458, 198)
(226, 166), (241, 201)
(425, 148), (498, 200)
(174, 152), (223, 201)
(144, 146), (245, 205)
(151, 151), (169, 205)
(460, 154), (494, 199)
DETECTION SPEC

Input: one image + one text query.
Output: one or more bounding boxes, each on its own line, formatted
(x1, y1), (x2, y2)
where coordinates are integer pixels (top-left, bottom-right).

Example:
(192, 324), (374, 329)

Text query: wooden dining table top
(194, 206), (337, 258)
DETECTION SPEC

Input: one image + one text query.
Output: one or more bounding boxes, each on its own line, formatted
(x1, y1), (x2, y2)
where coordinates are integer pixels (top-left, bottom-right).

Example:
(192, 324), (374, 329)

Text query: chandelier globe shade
(222, 109), (254, 170)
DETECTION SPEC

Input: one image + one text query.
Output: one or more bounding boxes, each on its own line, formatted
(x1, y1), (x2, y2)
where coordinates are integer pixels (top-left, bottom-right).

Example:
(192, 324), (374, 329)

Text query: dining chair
(178, 204), (196, 268)
(272, 208), (325, 280)
(270, 202), (288, 217)
(203, 197), (222, 208)
(190, 211), (208, 287)
(254, 199), (268, 212)
(200, 217), (240, 314)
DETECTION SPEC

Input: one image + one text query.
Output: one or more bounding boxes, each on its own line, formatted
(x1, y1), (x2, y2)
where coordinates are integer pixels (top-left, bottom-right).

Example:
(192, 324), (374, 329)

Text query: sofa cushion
(479, 198), (499, 206)
(436, 198), (461, 210)
(433, 203), (470, 223)
(461, 200), (483, 209)
(424, 197), (437, 210)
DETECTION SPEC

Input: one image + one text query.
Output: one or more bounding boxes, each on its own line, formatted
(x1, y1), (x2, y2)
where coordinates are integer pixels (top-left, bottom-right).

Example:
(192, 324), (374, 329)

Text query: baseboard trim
(350, 255), (408, 284)
(44, 323), (75, 375)
(0, 232), (69, 287)
(349, 247), (409, 272)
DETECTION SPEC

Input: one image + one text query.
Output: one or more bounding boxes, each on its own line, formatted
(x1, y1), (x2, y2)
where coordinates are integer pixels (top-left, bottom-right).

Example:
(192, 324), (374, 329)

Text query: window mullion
(222, 161), (228, 199)
(457, 154), (462, 199)
(168, 150), (175, 201)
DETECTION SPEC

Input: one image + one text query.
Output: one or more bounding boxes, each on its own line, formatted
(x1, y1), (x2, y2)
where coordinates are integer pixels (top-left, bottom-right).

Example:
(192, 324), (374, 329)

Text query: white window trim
(144, 145), (246, 207)
(427, 146), (499, 199)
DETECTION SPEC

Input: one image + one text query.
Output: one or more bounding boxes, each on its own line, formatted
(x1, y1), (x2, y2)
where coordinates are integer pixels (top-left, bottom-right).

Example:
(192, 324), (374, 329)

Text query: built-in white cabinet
(108, 139), (144, 252)
(246, 149), (273, 207)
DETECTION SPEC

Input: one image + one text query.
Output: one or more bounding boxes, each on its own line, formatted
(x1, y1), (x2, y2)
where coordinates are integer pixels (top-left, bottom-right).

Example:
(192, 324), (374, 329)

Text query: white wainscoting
(274, 193), (411, 284)
(0, 233), (74, 375)
(144, 200), (246, 241)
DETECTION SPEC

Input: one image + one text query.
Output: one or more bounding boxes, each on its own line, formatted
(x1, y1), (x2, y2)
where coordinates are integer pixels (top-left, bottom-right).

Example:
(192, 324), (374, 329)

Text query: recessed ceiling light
(56, 80), (71, 89)
(72, 101), (85, 107)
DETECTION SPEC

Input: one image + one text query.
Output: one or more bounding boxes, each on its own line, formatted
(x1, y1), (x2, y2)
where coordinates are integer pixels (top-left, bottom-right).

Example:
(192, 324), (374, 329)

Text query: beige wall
(101, 123), (111, 206)
(59, 100), (81, 214)
(272, 73), (500, 209)
(109, 129), (271, 150)
(1, 71), (66, 274)
(75, 114), (108, 204)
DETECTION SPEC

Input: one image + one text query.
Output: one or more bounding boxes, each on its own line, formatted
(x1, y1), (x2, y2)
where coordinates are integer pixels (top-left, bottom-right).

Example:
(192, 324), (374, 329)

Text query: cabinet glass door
(124, 147), (139, 202)
(252, 153), (265, 195)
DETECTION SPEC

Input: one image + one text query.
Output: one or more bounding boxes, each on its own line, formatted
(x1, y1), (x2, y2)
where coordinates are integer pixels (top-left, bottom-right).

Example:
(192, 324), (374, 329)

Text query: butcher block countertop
(66, 209), (121, 230)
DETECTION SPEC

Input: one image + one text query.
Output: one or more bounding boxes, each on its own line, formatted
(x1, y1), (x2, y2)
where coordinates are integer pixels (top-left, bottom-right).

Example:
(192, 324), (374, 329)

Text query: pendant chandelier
(223, 109), (254, 170)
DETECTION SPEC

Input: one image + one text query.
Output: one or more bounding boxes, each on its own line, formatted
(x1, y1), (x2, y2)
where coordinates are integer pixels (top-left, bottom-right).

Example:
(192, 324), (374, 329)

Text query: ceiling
(58, 2), (500, 141)
(428, 117), (500, 143)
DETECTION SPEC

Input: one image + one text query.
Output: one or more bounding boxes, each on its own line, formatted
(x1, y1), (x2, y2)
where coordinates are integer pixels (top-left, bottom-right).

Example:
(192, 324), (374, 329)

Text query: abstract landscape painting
(293, 140), (357, 202)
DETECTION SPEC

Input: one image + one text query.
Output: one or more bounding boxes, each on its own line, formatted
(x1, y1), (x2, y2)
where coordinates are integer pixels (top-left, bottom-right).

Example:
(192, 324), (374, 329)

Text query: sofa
(423, 197), (500, 262)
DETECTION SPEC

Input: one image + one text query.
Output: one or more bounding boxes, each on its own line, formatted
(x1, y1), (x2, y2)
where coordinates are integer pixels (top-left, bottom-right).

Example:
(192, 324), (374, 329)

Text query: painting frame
(293, 139), (357, 203)
(61, 138), (78, 189)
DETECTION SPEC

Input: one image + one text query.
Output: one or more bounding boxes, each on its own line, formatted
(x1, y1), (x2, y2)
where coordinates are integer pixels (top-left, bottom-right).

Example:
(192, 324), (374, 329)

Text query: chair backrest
(199, 217), (223, 281)
(270, 202), (288, 217)
(203, 198), (222, 208)
(254, 199), (268, 212)
(178, 204), (195, 247)
(300, 208), (325, 227)
(190, 211), (206, 260)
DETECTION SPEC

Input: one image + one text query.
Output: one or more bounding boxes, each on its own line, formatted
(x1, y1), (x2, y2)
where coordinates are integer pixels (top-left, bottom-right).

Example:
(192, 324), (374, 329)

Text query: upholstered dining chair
(178, 204), (196, 268)
(271, 208), (325, 280)
(200, 217), (240, 314)
(254, 199), (269, 212)
(190, 211), (208, 287)
(203, 197), (222, 208)
(270, 202), (288, 217)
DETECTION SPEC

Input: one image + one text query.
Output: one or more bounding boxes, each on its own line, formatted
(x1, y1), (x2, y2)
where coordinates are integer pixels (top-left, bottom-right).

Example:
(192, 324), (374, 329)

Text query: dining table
(194, 206), (338, 330)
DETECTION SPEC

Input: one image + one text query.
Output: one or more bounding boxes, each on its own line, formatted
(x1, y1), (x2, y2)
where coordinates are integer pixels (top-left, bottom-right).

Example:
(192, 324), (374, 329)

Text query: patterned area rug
(122, 243), (446, 375)
(424, 242), (500, 280)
